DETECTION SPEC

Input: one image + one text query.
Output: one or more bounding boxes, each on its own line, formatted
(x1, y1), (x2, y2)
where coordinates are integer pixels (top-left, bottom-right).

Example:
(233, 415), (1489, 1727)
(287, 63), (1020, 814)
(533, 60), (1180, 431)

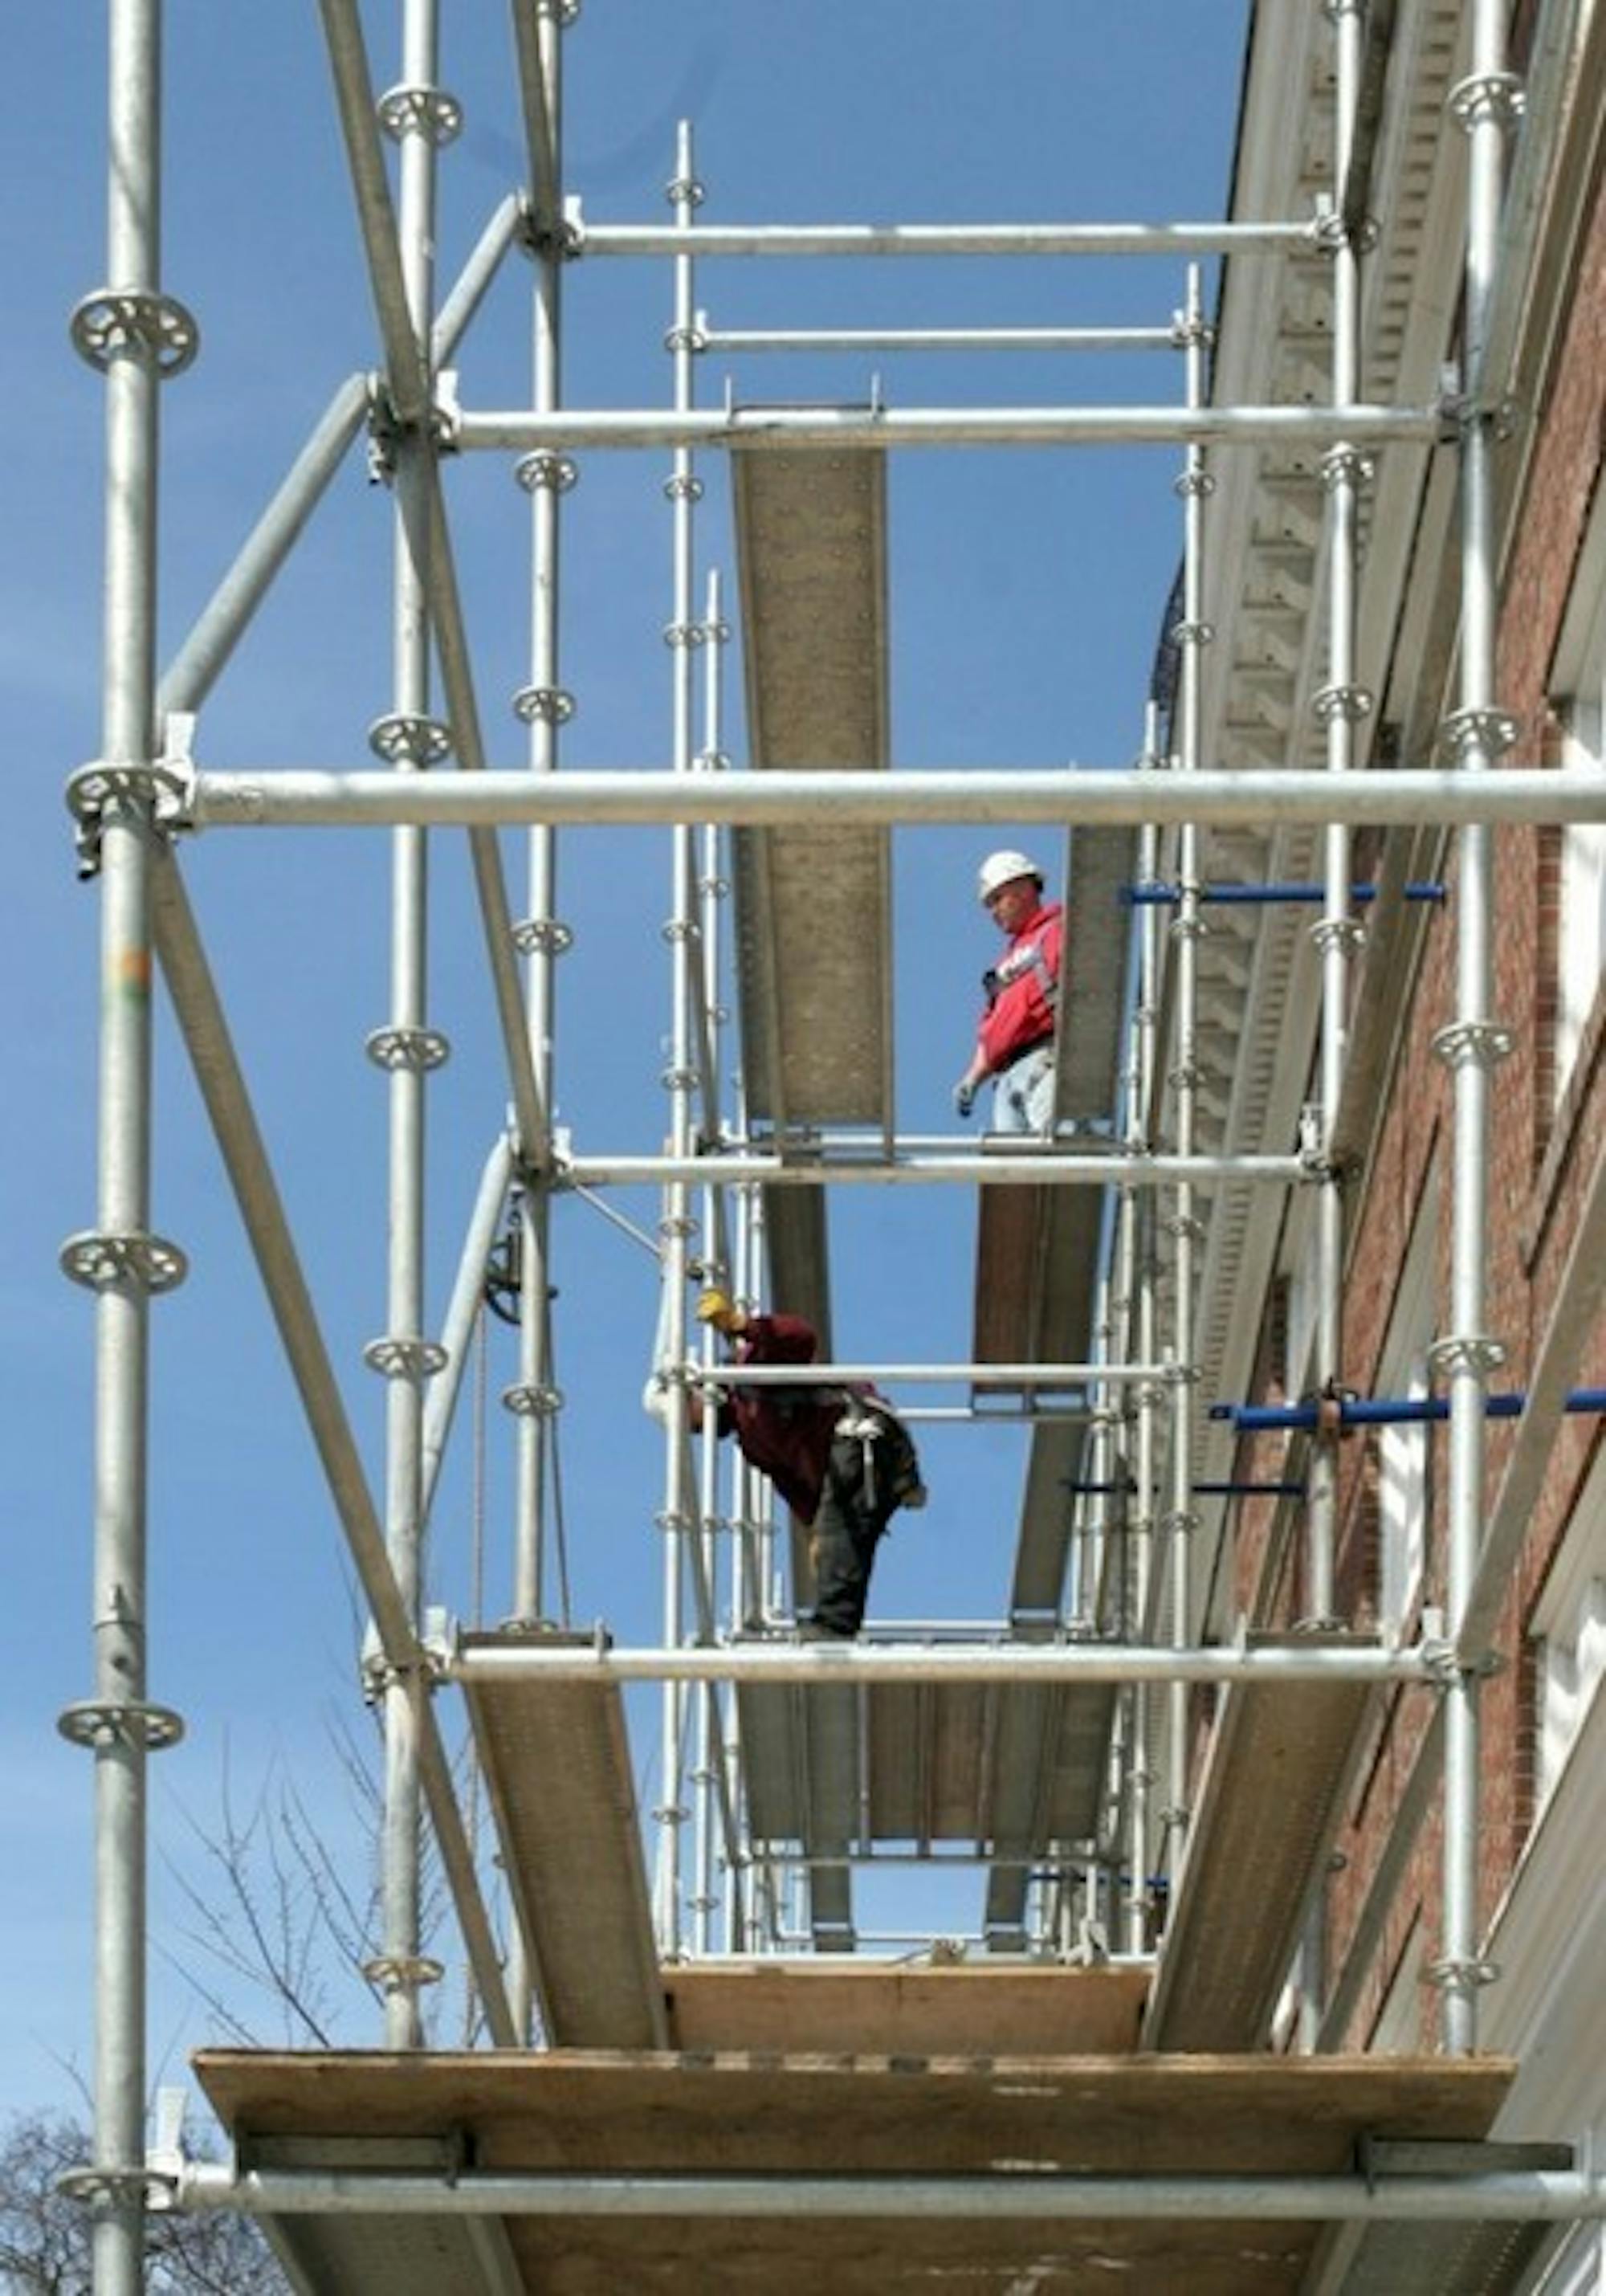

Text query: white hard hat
(977, 848), (1044, 904)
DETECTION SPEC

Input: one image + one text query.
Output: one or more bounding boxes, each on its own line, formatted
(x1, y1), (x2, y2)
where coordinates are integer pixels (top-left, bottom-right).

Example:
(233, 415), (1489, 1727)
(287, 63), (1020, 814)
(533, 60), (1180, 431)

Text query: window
(1374, 1182), (1437, 1629)
(1532, 1444), (1606, 1810)
(1551, 490), (1606, 1103)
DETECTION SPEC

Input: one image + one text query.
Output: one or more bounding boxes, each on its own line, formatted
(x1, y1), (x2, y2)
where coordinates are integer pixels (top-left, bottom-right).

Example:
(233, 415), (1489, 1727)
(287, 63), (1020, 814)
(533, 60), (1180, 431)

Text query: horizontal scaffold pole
(1123, 880), (1446, 907)
(699, 324), (1184, 354)
(180, 765), (1604, 833)
(1213, 1386), (1606, 1430)
(560, 1152), (1306, 1188)
(450, 404), (1441, 451)
(573, 218), (1321, 259)
(171, 2163), (1606, 2224)
(688, 1361), (1171, 1386)
(447, 1641), (1440, 1687)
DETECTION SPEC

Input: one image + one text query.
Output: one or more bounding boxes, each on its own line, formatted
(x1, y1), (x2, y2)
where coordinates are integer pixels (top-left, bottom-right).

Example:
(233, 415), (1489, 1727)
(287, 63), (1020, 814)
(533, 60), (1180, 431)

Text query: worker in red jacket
(952, 849), (1062, 1133)
(691, 1291), (923, 1637)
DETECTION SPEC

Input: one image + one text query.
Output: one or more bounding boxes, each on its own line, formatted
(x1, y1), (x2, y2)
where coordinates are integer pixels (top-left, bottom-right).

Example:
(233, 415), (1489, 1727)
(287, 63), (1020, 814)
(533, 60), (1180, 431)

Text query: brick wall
(1313, 137), (1606, 2049)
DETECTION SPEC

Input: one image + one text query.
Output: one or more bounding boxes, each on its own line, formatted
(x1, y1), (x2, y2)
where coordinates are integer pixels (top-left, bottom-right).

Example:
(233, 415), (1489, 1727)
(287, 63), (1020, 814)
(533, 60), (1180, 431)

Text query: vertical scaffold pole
(1305, 0), (1368, 1627)
(1433, 0), (1520, 2058)
(693, 569), (731, 1955)
(74, 3), (173, 2284)
(1125, 702), (1164, 1955)
(654, 119), (704, 1955)
(1164, 266), (1211, 1842)
(366, 0), (450, 2057)
(512, 0), (571, 1633)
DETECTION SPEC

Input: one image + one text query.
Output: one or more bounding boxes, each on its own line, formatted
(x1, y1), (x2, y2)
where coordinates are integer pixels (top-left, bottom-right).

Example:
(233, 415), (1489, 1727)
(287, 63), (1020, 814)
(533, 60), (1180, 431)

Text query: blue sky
(2, 4), (1246, 2116)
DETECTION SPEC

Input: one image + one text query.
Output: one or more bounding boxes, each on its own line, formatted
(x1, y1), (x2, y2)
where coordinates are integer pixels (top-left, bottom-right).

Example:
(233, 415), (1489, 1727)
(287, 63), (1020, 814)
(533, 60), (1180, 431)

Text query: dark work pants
(807, 1432), (895, 1636)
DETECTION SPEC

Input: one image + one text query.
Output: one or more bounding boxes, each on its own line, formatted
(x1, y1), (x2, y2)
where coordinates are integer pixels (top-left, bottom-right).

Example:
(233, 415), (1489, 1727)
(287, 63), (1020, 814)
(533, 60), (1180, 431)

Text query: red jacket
(718, 1313), (839, 1521)
(976, 898), (1062, 1072)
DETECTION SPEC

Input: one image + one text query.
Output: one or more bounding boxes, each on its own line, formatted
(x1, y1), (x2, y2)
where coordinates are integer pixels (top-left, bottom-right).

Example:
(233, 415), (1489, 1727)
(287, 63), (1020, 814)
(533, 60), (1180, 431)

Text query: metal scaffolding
(63, 0), (1606, 2290)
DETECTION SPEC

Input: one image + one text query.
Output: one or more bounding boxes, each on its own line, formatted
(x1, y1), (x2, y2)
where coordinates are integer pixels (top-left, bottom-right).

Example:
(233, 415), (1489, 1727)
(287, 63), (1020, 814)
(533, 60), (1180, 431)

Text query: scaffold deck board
(1142, 1636), (1380, 2053)
(461, 1633), (666, 2049)
(738, 1676), (1115, 1861)
(194, 2049), (1518, 2296)
(659, 1961), (1149, 2055)
(731, 445), (891, 1130)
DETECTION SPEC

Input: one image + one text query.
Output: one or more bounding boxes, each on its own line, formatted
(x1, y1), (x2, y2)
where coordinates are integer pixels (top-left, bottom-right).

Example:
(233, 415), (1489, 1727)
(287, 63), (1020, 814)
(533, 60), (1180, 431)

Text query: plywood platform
(1143, 1635), (1380, 2053)
(461, 1631), (666, 2048)
(659, 1960), (1150, 2056)
(731, 443), (891, 1132)
(195, 2048), (1519, 2296)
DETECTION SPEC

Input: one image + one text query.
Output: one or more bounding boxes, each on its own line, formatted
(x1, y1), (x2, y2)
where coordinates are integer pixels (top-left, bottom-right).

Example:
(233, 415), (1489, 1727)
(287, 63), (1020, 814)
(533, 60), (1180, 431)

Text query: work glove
(953, 1079), (977, 1119)
(695, 1286), (741, 1334)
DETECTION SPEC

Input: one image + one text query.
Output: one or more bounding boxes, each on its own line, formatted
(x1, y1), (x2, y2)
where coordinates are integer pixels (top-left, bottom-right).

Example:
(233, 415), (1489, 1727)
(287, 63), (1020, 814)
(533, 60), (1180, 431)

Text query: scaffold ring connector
(502, 1381), (565, 1417)
(658, 1213), (698, 1240)
(1426, 1332), (1508, 1377)
(1430, 1017), (1514, 1071)
(662, 619), (707, 647)
(1170, 618), (1215, 649)
(663, 472), (705, 503)
(664, 323), (708, 354)
(361, 1952), (446, 1992)
(660, 917), (701, 945)
(58, 1699), (185, 1752)
(1309, 914), (1366, 957)
(1427, 1952), (1501, 1992)
(59, 1231), (188, 1295)
(1321, 442), (1376, 489)
(516, 450), (579, 494)
(665, 173), (706, 210)
(512, 916), (574, 956)
(377, 84), (463, 145)
(71, 288), (199, 377)
(365, 1026), (451, 1073)
(1172, 466), (1217, 499)
(58, 2163), (176, 2212)
(1449, 70), (1525, 133)
(653, 1512), (694, 1539)
(1439, 704), (1519, 760)
(1313, 682), (1374, 726)
(512, 683), (577, 725)
(1162, 1210), (1207, 1244)
(67, 759), (190, 833)
(364, 1336), (450, 1380)
(368, 712), (453, 766)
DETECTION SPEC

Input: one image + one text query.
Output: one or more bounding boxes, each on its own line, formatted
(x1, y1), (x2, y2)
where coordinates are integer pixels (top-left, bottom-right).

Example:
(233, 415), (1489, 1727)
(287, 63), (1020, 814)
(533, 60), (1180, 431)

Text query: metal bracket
(71, 288), (199, 377)
(662, 618), (708, 647)
(58, 1698), (185, 1752)
(1172, 465), (1217, 500)
(665, 172), (707, 210)
(664, 321), (709, 354)
(66, 742), (194, 878)
(1169, 618), (1215, 650)
(59, 1230), (188, 1295)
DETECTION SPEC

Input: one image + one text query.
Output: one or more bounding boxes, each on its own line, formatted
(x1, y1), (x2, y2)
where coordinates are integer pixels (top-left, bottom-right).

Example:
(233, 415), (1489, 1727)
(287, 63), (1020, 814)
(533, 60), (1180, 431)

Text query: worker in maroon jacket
(691, 1290), (923, 1637)
(952, 848), (1063, 1133)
